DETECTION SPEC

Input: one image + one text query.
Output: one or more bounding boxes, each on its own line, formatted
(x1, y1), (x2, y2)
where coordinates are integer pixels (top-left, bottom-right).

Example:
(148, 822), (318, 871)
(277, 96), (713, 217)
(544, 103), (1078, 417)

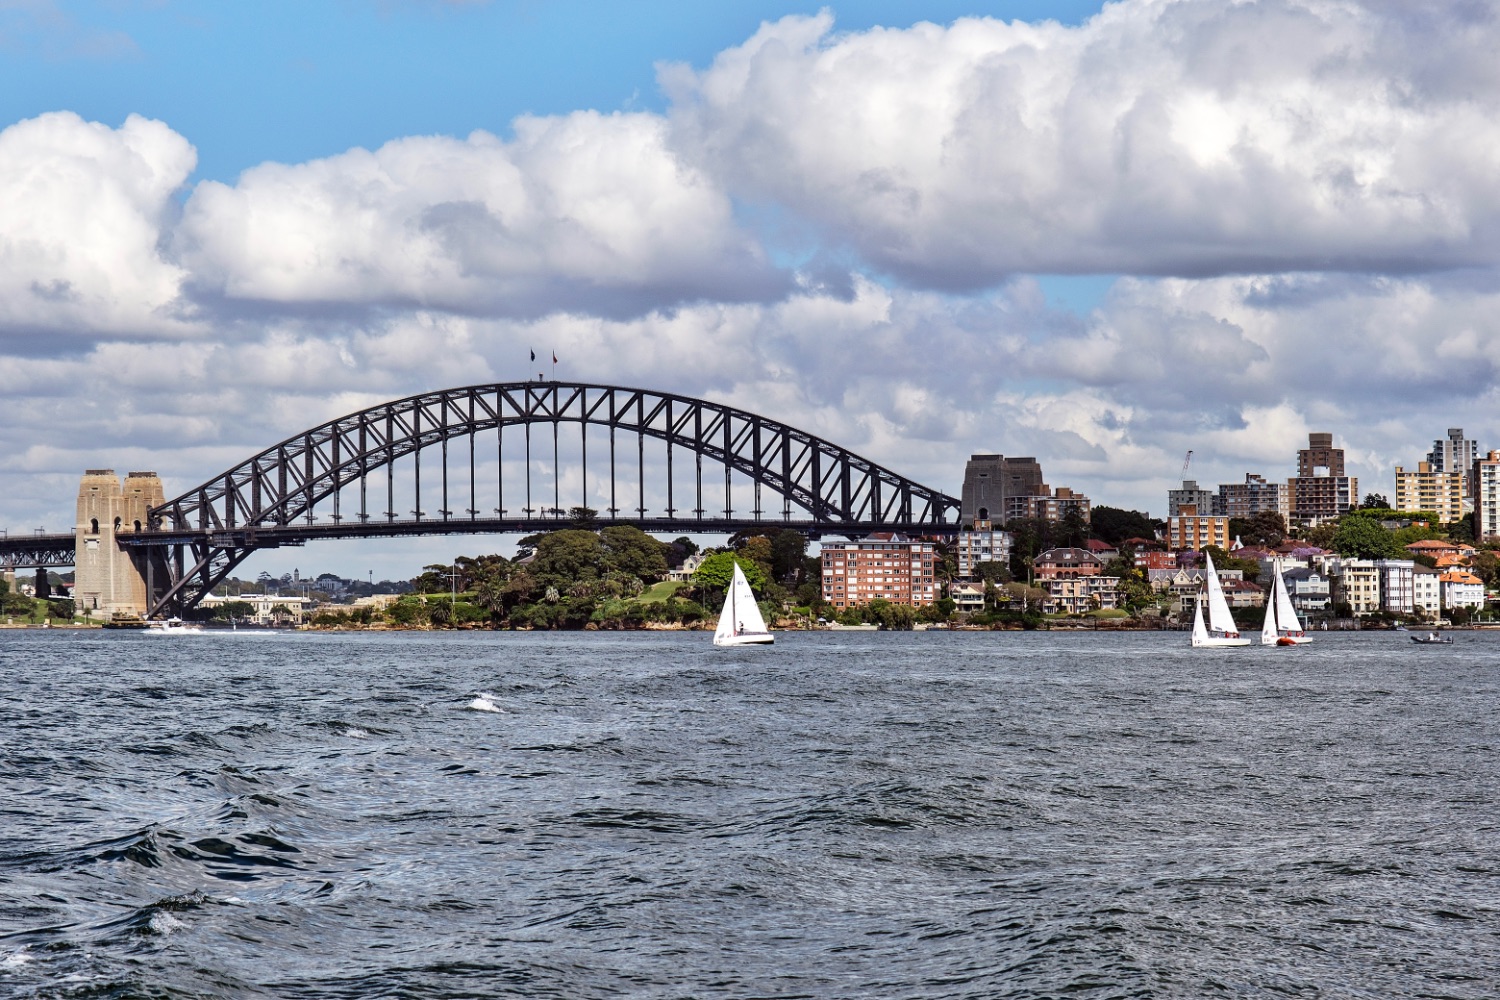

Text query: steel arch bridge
(98, 381), (959, 616)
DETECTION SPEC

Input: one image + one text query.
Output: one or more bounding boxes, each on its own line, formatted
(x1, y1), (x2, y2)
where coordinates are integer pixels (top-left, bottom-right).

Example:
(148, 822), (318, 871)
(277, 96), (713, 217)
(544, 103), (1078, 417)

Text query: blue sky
(1, 1), (1105, 183)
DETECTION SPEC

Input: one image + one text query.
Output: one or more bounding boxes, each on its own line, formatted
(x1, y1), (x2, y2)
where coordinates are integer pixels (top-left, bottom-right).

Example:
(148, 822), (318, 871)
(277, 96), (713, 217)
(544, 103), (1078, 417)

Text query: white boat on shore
(1261, 561), (1312, 646)
(713, 563), (774, 647)
(1191, 552), (1251, 647)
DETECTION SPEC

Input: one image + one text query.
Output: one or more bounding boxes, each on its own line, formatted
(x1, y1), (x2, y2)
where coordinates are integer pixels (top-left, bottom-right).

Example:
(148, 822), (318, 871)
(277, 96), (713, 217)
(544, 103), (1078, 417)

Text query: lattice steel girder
(0, 534), (77, 568)
(152, 382), (960, 532)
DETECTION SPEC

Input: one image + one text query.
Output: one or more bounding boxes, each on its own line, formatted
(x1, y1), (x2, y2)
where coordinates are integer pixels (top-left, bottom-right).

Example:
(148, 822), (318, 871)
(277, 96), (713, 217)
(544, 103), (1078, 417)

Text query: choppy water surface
(2, 629), (1499, 998)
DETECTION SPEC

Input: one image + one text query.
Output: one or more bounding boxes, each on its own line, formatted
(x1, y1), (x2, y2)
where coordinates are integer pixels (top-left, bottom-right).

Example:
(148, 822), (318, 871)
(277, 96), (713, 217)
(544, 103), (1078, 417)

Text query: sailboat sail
(731, 563), (767, 635)
(1274, 568), (1302, 634)
(713, 572), (737, 644)
(713, 561), (773, 646)
(1203, 552), (1239, 636)
(1192, 594), (1210, 646)
(1260, 578), (1280, 645)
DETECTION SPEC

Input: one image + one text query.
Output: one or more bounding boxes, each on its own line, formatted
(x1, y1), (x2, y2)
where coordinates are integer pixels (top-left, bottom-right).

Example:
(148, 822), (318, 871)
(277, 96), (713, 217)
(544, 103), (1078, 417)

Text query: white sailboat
(713, 562), (774, 647)
(1191, 552), (1251, 647)
(1260, 561), (1312, 646)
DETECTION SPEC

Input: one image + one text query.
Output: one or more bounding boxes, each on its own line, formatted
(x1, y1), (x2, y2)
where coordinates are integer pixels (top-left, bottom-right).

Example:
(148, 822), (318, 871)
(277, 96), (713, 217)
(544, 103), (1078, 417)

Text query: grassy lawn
(638, 581), (684, 604)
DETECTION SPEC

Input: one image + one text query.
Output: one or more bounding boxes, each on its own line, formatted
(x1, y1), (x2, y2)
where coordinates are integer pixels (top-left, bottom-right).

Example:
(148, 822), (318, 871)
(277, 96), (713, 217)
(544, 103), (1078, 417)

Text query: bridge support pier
(74, 470), (162, 618)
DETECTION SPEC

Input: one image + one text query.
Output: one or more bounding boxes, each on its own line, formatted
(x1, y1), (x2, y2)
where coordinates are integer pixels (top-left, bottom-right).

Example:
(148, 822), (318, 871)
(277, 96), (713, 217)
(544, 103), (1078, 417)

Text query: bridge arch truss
(135, 381), (959, 615)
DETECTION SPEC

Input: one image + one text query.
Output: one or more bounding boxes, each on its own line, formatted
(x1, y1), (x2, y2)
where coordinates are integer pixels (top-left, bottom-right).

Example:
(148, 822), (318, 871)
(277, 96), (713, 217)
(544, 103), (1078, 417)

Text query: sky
(4, 0), (1500, 580)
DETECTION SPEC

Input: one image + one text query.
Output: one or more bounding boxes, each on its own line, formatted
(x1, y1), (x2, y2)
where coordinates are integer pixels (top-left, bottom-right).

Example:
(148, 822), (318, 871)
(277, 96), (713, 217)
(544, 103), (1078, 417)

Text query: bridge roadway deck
(2, 518), (959, 566)
(120, 516), (960, 547)
(0, 533), (76, 568)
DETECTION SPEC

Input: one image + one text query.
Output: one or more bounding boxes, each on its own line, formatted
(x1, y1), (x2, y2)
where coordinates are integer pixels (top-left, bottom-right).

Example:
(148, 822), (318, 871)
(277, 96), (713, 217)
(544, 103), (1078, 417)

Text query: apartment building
(1004, 486), (1091, 524)
(1168, 479), (1215, 517)
(1042, 575), (1121, 614)
(956, 522), (1013, 580)
(1394, 461), (1465, 523)
(1429, 428), (1478, 502)
(1166, 504), (1230, 552)
(1412, 565), (1441, 617)
(1475, 450), (1500, 542)
(1034, 547), (1103, 580)
(1377, 560), (1416, 615)
(1439, 570), (1484, 611)
(1216, 473), (1290, 518)
(820, 534), (938, 610)
(1289, 432), (1357, 521)
(1282, 568), (1331, 616)
(1315, 556), (1416, 615)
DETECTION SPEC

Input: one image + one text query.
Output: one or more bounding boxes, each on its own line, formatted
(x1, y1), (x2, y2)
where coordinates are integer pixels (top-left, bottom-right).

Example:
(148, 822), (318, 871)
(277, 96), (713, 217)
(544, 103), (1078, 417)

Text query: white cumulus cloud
(665, 2), (1500, 286)
(0, 111), (196, 339)
(176, 111), (786, 320)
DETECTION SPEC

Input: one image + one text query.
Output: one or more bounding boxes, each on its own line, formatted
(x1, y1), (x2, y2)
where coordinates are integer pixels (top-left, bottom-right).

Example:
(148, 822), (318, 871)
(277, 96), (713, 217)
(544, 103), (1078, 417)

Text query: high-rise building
(959, 455), (1046, 527)
(1004, 486), (1091, 524)
(1298, 432), (1345, 477)
(1394, 461), (1465, 523)
(820, 534), (937, 610)
(1474, 450), (1500, 542)
(1289, 432), (1357, 521)
(1168, 480), (1215, 517)
(1428, 428), (1479, 505)
(1166, 504), (1230, 552)
(1216, 474), (1290, 519)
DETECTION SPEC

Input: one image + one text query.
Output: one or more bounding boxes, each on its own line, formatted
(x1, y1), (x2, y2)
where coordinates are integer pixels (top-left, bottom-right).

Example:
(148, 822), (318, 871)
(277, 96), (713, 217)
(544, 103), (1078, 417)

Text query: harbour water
(2, 629), (1498, 998)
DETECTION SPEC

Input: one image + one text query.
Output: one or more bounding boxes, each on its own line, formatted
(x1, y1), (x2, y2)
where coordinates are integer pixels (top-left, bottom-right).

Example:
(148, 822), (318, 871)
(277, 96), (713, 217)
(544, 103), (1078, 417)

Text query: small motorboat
(144, 617), (206, 634)
(1410, 632), (1453, 645)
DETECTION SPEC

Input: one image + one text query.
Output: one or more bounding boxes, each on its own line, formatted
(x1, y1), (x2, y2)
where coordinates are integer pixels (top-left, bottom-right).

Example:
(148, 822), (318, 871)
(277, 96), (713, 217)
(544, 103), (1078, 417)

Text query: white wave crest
(465, 693), (503, 713)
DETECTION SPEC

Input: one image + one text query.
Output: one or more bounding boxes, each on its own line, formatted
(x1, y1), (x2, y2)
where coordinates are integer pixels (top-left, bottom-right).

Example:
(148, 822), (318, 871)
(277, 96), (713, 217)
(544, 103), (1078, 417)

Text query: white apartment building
(1412, 565), (1441, 617)
(1476, 450), (1500, 542)
(1042, 576), (1121, 615)
(1377, 560), (1415, 615)
(1282, 568), (1331, 616)
(1439, 571), (1485, 611)
(1314, 557), (1416, 615)
(956, 525), (1013, 580)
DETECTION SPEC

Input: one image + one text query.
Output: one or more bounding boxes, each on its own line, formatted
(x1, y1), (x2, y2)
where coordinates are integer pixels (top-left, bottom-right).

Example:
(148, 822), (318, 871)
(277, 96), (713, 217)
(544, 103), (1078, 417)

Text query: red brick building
(821, 534), (938, 609)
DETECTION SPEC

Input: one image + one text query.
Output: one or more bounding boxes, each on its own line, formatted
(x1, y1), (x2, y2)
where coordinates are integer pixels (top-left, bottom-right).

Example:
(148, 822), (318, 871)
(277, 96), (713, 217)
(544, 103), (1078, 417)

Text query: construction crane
(1181, 450), (1193, 481)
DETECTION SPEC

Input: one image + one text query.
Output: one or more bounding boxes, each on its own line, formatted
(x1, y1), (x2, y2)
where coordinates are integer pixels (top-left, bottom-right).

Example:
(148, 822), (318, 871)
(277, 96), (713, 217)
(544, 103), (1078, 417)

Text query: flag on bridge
(529, 349), (535, 362)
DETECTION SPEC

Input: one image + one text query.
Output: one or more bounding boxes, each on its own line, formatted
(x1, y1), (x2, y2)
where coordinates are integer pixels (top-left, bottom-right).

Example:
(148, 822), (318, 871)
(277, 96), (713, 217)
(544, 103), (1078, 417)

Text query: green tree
(973, 560), (1009, 584)
(867, 598), (916, 630)
(213, 600), (255, 620)
(1058, 507), (1089, 548)
(530, 530), (606, 586)
(1361, 493), (1391, 509)
(599, 525), (670, 581)
(770, 530), (807, 584)
(413, 564), (452, 594)
(1228, 511), (1287, 548)
(693, 552), (768, 594)
(1089, 506), (1161, 546)
(1330, 517), (1404, 559)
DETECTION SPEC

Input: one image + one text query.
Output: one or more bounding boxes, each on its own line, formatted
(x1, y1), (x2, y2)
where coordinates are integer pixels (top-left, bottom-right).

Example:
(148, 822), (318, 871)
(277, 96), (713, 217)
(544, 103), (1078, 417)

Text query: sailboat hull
(713, 632), (774, 647)
(1193, 635), (1252, 647)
